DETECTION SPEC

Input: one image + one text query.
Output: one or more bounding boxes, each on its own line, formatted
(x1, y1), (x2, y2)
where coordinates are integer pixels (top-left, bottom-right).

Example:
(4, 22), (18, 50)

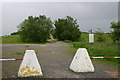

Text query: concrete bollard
(70, 48), (95, 72)
(18, 50), (43, 77)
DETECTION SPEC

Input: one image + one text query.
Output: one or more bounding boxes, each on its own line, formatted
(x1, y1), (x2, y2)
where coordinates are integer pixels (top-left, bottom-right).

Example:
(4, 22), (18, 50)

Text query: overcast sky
(2, 2), (118, 35)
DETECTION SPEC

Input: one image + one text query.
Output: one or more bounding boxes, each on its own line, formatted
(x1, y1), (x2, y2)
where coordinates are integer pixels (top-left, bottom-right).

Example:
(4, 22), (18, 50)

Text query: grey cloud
(2, 2), (118, 35)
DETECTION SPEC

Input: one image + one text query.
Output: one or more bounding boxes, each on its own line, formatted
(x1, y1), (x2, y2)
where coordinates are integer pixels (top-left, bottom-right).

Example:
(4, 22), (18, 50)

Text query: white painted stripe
(114, 57), (120, 58)
(91, 57), (120, 58)
(0, 59), (15, 61)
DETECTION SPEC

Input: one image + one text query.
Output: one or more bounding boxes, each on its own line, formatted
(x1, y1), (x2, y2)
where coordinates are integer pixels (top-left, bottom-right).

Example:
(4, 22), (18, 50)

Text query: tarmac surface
(1, 41), (119, 79)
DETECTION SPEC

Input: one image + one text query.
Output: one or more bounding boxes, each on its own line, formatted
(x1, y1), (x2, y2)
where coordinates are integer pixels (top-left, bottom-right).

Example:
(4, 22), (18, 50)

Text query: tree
(17, 15), (53, 42)
(51, 28), (57, 39)
(11, 31), (19, 35)
(54, 16), (81, 41)
(110, 21), (120, 43)
(96, 28), (105, 42)
(88, 29), (93, 34)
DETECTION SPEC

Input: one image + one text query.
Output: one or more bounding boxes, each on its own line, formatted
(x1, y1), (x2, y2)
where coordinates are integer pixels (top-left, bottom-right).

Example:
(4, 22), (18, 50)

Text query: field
(0, 33), (119, 64)
(70, 33), (119, 64)
(0, 35), (47, 44)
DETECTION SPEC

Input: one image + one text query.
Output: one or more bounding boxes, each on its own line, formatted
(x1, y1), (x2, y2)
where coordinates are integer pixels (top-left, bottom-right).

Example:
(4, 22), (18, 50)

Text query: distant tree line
(16, 14), (119, 43)
(17, 15), (81, 42)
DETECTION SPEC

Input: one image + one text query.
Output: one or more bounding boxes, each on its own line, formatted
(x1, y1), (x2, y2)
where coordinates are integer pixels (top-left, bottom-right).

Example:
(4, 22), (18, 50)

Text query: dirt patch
(105, 71), (118, 78)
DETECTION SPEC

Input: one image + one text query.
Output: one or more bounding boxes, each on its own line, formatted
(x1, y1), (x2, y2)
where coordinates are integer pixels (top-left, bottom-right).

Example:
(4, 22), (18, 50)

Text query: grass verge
(16, 52), (24, 55)
(68, 33), (119, 65)
(0, 35), (48, 44)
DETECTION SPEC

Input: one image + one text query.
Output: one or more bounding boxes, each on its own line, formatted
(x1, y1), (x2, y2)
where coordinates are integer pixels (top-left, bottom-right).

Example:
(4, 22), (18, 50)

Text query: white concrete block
(70, 48), (95, 72)
(18, 50), (43, 77)
(89, 34), (94, 43)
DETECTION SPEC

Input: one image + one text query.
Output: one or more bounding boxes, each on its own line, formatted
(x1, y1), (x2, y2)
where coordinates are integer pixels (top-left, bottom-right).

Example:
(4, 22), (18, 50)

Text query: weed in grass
(16, 52), (24, 55)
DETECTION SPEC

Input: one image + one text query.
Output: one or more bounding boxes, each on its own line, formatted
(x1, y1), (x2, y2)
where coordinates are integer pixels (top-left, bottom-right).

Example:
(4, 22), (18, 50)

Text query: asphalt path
(1, 41), (119, 79)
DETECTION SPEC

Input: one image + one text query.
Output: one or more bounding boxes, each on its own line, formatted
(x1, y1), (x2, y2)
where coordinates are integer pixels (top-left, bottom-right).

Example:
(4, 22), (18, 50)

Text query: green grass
(0, 36), (1, 44)
(0, 35), (47, 44)
(16, 52), (24, 55)
(71, 33), (119, 65)
(64, 40), (72, 43)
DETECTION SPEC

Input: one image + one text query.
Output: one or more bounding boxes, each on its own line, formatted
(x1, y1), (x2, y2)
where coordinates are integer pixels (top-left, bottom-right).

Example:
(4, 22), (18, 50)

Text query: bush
(54, 16), (81, 41)
(17, 15), (53, 42)
(110, 21), (120, 43)
(96, 28), (105, 42)
(11, 31), (20, 35)
(73, 42), (86, 48)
